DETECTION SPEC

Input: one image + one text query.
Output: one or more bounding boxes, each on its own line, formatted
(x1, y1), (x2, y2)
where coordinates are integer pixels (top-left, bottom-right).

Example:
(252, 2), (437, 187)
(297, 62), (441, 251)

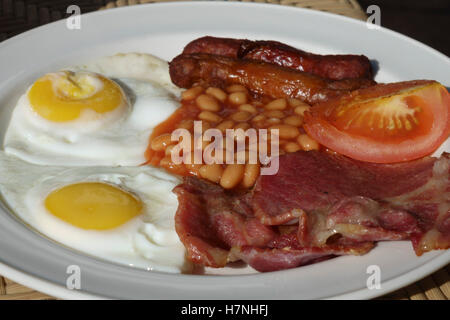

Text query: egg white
(74, 52), (181, 96)
(0, 151), (191, 273)
(3, 53), (181, 166)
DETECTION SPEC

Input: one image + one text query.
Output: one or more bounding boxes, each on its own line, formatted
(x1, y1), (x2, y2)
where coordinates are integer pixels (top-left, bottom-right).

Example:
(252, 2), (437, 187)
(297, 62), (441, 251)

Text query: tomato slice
(304, 80), (450, 163)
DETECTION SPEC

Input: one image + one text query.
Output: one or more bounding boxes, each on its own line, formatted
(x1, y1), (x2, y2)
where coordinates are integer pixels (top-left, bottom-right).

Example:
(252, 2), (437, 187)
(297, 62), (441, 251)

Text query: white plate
(0, 2), (449, 300)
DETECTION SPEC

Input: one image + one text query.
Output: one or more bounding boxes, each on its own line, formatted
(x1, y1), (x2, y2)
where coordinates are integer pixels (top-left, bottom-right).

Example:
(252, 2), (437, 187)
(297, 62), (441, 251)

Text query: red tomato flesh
(304, 80), (450, 163)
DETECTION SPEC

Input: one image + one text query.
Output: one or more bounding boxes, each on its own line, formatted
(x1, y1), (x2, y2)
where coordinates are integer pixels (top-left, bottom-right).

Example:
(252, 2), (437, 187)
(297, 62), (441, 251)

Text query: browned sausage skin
(183, 36), (373, 80)
(169, 53), (375, 104)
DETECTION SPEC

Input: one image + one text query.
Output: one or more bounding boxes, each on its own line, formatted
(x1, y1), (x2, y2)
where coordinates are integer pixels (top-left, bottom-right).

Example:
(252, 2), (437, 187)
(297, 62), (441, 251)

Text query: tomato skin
(304, 80), (450, 163)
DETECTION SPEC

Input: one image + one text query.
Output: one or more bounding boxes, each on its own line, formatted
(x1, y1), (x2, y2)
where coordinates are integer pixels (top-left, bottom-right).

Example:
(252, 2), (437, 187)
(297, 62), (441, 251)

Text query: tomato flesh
(304, 80), (450, 163)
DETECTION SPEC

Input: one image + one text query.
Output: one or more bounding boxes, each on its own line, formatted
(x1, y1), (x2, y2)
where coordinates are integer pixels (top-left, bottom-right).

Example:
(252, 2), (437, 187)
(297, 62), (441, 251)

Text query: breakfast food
(145, 84), (318, 189)
(169, 53), (375, 104)
(0, 36), (448, 275)
(4, 53), (180, 166)
(174, 151), (449, 271)
(161, 36), (449, 272)
(304, 80), (450, 163)
(0, 53), (191, 273)
(0, 152), (191, 273)
(183, 36), (373, 80)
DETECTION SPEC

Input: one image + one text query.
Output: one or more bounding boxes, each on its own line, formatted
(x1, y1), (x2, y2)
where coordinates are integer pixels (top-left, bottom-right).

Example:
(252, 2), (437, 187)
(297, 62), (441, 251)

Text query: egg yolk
(45, 182), (143, 230)
(28, 71), (126, 122)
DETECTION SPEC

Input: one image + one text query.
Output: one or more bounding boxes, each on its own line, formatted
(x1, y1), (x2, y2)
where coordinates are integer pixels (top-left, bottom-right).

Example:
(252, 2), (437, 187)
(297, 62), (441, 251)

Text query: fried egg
(0, 152), (192, 273)
(3, 53), (181, 166)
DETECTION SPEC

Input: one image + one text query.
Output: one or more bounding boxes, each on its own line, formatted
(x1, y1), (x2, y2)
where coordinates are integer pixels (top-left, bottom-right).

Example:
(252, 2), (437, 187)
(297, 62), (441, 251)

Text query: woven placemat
(0, 0), (448, 300)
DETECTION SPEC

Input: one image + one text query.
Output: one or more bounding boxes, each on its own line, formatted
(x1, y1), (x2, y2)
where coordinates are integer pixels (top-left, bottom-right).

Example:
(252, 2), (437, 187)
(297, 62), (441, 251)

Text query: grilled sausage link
(183, 36), (373, 80)
(169, 53), (375, 104)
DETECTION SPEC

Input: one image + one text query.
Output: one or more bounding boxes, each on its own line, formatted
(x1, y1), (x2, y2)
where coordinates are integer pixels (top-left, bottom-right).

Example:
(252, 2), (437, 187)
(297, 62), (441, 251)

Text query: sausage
(183, 36), (373, 81)
(183, 36), (253, 58)
(169, 53), (376, 104)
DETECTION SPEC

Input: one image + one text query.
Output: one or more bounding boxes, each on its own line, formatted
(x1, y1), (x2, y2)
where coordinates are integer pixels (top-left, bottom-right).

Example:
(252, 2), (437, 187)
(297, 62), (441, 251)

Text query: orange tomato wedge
(304, 80), (450, 163)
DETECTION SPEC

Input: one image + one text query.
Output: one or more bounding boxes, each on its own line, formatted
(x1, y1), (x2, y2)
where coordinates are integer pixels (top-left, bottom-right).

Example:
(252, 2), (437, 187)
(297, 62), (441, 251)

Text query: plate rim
(0, 1), (449, 300)
(0, 262), (104, 300)
(1, 251), (449, 300)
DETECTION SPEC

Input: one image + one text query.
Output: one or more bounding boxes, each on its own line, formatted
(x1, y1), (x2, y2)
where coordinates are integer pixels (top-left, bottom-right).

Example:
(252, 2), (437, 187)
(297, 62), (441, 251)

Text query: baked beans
(239, 104), (257, 114)
(199, 163), (224, 183)
(229, 92), (247, 105)
(196, 94), (221, 111)
(251, 114), (265, 122)
(226, 84), (247, 93)
(220, 164), (245, 189)
(294, 105), (311, 116)
(288, 98), (304, 107)
(146, 85), (319, 189)
(269, 124), (300, 139)
(265, 98), (287, 110)
(297, 134), (319, 151)
(264, 110), (285, 119)
(231, 111), (252, 122)
(234, 122), (251, 131)
(242, 163), (260, 188)
(284, 142), (301, 153)
(177, 119), (194, 130)
(205, 87), (227, 102)
(283, 115), (303, 126)
(150, 133), (174, 152)
(198, 111), (222, 123)
(181, 86), (203, 100)
(266, 118), (282, 125)
(216, 120), (235, 132)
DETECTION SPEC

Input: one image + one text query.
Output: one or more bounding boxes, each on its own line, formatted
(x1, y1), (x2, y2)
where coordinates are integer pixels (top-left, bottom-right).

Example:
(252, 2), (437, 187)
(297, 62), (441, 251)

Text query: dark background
(358, 0), (450, 56)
